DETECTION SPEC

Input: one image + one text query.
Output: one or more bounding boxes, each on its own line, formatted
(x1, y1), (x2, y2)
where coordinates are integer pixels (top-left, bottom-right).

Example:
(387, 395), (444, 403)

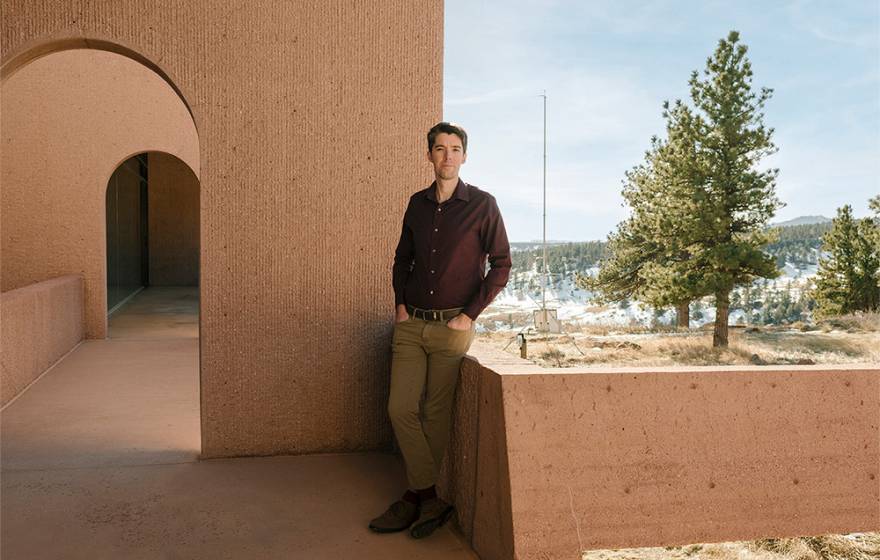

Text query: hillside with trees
(811, 201), (880, 318)
(511, 221), (832, 275)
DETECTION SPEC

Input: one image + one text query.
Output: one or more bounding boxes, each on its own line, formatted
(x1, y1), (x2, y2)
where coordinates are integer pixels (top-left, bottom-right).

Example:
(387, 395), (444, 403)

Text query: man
(369, 122), (511, 538)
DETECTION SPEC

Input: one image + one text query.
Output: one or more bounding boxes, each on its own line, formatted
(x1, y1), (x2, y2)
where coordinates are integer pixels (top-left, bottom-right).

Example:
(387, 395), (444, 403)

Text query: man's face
(427, 132), (467, 181)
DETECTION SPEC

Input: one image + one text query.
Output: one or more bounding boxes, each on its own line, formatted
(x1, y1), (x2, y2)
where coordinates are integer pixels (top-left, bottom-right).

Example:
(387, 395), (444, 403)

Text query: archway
(1, 42), (202, 457)
(105, 151), (200, 335)
(1, 44), (200, 339)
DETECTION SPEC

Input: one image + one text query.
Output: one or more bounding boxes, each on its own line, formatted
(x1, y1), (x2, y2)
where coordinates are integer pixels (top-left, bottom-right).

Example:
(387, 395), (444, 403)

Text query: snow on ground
(480, 262), (814, 332)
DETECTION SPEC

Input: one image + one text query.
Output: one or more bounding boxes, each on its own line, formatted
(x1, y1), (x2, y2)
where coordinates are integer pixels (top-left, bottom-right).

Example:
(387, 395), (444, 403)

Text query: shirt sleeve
(462, 197), (511, 320)
(392, 205), (415, 307)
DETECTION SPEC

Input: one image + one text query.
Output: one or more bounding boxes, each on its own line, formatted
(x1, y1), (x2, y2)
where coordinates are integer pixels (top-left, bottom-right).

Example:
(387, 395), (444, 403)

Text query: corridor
(1, 288), (475, 559)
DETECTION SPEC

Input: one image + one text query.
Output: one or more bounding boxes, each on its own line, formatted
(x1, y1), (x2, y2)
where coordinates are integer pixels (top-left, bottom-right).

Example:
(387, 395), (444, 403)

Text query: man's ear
(462, 151), (467, 164)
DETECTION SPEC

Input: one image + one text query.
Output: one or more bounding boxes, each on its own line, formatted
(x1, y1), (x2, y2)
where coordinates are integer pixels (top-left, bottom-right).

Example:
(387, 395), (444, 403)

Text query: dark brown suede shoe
(409, 497), (454, 539)
(368, 499), (419, 533)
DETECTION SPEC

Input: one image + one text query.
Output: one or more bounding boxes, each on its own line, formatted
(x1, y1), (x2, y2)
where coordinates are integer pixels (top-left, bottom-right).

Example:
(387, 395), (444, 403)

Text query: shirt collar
(425, 179), (470, 203)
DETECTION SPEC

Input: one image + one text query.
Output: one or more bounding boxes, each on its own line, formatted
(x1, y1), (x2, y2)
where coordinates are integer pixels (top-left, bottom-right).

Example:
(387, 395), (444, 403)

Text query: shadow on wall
(1, 43), (200, 339)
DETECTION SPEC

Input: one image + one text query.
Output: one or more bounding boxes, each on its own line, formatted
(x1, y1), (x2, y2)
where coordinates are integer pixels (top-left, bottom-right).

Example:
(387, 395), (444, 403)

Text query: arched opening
(1, 45), (200, 339)
(105, 151), (200, 339)
(106, 153), (149, 313)
(1, 42), (202, 460)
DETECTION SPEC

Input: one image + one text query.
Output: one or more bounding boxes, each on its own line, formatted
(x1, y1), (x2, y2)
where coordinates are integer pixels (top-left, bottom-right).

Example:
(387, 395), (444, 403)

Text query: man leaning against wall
(369, 122), (511, 539)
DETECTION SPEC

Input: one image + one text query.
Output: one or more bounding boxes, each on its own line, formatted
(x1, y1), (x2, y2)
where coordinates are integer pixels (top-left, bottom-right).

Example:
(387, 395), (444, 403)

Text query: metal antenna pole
(541, 90), (547, 312)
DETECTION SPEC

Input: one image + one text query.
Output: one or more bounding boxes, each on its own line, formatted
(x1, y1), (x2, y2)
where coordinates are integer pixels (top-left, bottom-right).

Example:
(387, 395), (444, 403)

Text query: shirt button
(432, 249), (436, 253)
(434, 228), (438, 232)
(429, 290), (434, 295)
(438, 207), (442, 212)
(431, 270), (435, 274)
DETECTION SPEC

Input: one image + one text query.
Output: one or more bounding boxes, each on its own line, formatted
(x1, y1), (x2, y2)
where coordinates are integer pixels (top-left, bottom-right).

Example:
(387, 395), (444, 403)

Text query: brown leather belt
(406, 305), (463, 322)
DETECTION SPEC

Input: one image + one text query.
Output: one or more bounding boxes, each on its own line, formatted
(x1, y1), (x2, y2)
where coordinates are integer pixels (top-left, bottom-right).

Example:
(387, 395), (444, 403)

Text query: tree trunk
(675, 301), (690, 329)
(713, 290), (730, 347)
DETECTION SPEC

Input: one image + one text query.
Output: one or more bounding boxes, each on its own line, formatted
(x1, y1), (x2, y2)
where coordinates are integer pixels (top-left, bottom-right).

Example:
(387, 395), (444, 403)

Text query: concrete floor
(1, 287), (477, 559)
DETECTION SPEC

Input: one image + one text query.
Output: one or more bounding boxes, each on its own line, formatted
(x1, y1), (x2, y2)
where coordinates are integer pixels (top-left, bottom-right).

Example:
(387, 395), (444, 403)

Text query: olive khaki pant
(388, 314), (476, 490)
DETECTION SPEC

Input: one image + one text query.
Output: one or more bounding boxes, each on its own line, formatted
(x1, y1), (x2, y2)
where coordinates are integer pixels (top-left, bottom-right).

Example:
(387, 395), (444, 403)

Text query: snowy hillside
(480, 261), (819, 332)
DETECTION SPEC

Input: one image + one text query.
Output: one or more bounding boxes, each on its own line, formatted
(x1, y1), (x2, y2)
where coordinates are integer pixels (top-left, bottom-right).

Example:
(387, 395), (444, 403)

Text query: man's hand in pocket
(446, 313), (472, 331)
(395, 304), (410, 324)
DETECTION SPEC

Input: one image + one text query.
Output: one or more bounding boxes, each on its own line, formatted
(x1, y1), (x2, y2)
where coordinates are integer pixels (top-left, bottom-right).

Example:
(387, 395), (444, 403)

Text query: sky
(443, 0), (880, 242)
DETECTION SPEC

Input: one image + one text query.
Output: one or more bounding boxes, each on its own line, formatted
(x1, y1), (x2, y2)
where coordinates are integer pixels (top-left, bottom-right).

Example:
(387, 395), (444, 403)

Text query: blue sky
(443, 0), (880, 242)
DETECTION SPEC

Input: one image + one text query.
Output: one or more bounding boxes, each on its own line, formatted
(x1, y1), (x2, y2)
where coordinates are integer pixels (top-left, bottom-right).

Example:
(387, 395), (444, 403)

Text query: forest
(510, 220), (832, 276)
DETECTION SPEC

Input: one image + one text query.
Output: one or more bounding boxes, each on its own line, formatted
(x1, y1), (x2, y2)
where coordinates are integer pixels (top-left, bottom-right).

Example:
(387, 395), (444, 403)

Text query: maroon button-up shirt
(393, 179), (511, 320)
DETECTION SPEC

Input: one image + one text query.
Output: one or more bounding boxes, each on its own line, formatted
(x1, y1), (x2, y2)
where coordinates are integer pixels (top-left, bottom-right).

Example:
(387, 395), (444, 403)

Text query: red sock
(416, 485), (437, 502)
(402, 490), (419, 505)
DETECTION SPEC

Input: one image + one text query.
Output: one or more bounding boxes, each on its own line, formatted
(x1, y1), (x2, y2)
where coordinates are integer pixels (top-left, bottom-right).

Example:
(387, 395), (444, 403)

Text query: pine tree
(584, 31), (782, 344)
(678, 31), (782, 345)
(854, 214), (880, 311)
(869, 195), (880, 253)
(579, 102), (700, 328)
(813, 205), (880, 317)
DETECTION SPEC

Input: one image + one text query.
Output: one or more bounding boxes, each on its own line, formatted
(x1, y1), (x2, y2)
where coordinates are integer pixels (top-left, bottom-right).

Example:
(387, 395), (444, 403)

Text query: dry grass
(816, 312), (880, 333)
(476, 327), (880, 368)
(581, 534), (880, 560)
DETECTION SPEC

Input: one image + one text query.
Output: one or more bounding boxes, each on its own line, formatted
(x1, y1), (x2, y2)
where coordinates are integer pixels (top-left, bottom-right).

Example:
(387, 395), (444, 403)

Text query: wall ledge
(1, 275), (84, 407)
(444, 341), (880, 560)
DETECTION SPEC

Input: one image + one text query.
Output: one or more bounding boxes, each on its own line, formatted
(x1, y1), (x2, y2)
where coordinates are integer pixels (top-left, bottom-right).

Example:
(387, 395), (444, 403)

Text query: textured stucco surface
(450, 343), (880, 559)
(0, 275), (84, 407)
(1, 289), (474, 558)
(2, 2), (442, 457)
(1, 48), (199, 339)
(440, 353), (514, 560)
(148, 152), (199, 286)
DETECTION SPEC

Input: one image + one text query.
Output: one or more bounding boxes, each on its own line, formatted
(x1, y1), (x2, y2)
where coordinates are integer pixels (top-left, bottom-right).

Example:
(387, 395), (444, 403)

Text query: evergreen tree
(854, 206), (880, 311)
(590, 31), (781, 346)
(680, 31), (783, 346)
(578, 129), (694, 328)
(869, 195), (880, 253)
(812, 205), (880, 317)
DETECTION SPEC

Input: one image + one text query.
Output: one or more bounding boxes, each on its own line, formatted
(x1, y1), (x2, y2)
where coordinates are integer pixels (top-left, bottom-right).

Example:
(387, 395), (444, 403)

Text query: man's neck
(434, 177), (459, 203)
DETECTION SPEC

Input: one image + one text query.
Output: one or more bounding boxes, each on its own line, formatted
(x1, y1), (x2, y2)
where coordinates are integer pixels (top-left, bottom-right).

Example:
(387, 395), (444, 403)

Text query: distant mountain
(772, 215), (831, 227)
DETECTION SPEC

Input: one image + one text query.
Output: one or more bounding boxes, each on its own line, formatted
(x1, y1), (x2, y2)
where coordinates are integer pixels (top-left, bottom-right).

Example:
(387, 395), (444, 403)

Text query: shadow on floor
(1, 287), (475, 558)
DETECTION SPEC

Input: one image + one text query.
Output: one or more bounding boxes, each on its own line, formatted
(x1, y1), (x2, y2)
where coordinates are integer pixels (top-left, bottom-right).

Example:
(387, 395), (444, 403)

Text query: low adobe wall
(1, 275), (84, 407)
(440, 343), (879, 560)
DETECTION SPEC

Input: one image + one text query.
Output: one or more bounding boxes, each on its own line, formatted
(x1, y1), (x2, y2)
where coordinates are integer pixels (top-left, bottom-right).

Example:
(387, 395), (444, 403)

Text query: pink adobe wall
(1, 48), (199, 339)
(440, 349), (515, 559)
(148, 152), (199, 286)
(1, 275), (84, 407)
(443, 344), (879, 560)
(2, 2), (442, 457)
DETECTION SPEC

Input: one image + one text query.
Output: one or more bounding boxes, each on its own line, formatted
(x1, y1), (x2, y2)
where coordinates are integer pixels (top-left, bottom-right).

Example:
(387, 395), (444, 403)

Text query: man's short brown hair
(427, 122), (468, 153)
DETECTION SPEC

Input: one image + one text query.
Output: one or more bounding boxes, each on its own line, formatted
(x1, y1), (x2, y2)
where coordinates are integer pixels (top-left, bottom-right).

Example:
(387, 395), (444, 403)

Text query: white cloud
(787, 0), (879, 48)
